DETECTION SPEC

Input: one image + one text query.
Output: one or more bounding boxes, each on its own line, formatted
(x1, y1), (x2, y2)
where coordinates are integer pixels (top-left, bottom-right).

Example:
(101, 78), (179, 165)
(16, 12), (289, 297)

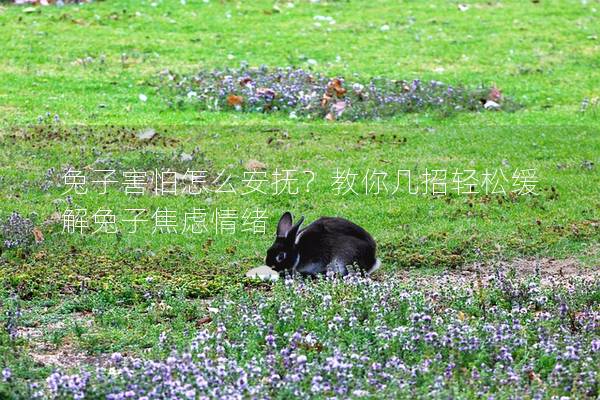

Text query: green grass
(0, 0), (599, 125)
(0, 0), (599, 393)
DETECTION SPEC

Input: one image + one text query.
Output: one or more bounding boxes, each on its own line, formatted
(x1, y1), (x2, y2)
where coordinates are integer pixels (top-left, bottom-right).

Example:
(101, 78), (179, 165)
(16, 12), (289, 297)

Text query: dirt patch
(464, 257), (598, 280)
(29, 342), (109, 370)
(2, 125), (181, 148)
(16, 313), (108, 370)
(390, 257), (599, 288)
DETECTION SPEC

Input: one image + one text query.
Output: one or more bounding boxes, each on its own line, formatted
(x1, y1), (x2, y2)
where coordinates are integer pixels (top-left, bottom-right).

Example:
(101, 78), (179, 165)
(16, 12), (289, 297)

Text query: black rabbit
(265, 212), (380, 277)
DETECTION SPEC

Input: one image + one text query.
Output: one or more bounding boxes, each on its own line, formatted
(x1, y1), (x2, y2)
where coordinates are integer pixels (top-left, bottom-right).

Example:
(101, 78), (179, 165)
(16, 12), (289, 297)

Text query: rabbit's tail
(367, 259), (381, 275)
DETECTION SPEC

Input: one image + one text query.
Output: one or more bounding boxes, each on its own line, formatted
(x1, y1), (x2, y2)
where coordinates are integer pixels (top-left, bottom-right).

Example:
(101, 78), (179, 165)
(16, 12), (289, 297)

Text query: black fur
(265, 212), (378, 277)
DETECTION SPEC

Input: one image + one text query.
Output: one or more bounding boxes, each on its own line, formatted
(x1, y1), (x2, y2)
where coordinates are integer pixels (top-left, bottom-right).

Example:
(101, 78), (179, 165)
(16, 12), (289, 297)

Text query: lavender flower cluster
(3, 294), (22, 342)
(19, 271), (599, 399)
(1, 212), (35, 250)
(158, 65), (513, 120)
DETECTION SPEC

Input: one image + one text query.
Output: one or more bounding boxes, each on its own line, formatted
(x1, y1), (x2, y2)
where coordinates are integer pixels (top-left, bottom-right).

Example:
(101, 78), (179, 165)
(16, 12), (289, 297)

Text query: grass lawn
(0, 0), (599, 398)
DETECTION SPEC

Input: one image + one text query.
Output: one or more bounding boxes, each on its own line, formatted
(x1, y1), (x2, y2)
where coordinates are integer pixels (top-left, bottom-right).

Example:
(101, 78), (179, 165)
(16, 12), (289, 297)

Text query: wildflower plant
(1, 212), (36, 251)
(14, 271), (599, 399)
(157, 65), (518, 120)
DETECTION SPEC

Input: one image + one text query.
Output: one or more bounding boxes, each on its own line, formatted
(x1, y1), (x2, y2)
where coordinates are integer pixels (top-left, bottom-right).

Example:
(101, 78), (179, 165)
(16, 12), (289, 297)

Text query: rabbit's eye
(276, 252), (287, 263)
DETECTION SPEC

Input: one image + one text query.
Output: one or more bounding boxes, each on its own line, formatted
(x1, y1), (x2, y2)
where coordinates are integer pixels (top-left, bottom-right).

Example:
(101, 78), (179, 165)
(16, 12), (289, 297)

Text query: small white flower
(380, 24), (390, 32)
(139, 94), (148, 102)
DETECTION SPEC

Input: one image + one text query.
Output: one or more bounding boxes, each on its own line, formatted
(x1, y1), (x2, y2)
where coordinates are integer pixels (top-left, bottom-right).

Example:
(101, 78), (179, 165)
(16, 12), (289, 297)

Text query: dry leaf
(226, 94), (244, 106)
(328, 78), (346, 97)
(197, 316), (212, 326)
(528, 371), (542, 384)
(32, 227), (44, 244)
(245, 159), (267, 170)
(321, 93), (332, 108)
(333, 101), (346, 117)
(325, 112), (335, 121)
(488, 86), (502, 102)
(239, 77), (253, 87)
(44, 211), (61, 225)
(256, 88), (276, 98)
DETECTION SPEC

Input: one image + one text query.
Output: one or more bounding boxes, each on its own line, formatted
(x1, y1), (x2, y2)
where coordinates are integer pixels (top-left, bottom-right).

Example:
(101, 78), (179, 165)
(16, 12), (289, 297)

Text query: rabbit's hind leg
(295, 260), (328, 276)
(326, 258), (349, 276)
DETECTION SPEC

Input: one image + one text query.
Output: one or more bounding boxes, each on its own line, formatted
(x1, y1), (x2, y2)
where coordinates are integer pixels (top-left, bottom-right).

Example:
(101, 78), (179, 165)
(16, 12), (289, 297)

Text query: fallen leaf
(245, 159), (267, 170)
(256, 88), (276, 98)
(333, 100), (346, 117)
(32, 227), (44, 243)
(321, 93), (332, 108)
(488, 86), (502, 102)
(196, 316), (212, 326)
(44, 212), (61, 225)
(325, 112), (335, 121)
(239, 77), (253, 87)
(528, 371), (542, 384)
(328, 78), (346, 97)
(226, 94), (244, 106)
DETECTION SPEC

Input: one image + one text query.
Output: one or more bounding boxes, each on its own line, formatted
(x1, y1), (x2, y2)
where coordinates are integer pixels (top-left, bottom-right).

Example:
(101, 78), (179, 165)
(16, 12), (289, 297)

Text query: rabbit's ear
(287, 215), (305, 241)
(276, 212), (293, 237)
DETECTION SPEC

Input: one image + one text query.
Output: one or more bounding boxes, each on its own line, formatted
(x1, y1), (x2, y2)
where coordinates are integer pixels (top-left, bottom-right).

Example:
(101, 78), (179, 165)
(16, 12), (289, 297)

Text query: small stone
(484, 100), (501, 111)
(179, 152), (193, 162)
(137, 128), (156, 141)
(246, 266), (279, 281)
(174, 172), (190, 182)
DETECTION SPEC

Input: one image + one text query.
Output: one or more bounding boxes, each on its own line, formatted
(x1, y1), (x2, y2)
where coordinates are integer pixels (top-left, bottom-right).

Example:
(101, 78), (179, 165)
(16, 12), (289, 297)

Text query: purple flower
(2, 368), (11, 382)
